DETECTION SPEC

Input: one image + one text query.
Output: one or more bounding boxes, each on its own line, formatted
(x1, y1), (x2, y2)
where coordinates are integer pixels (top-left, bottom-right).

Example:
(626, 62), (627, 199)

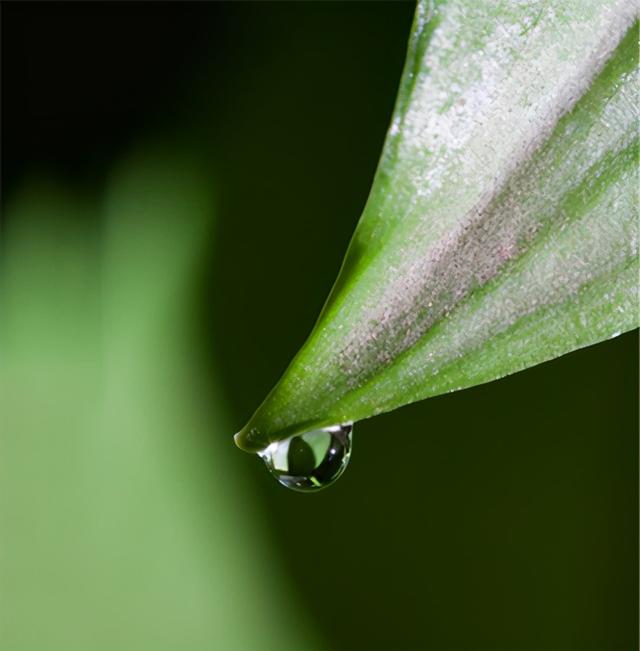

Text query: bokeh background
(2, 3), (637, 650)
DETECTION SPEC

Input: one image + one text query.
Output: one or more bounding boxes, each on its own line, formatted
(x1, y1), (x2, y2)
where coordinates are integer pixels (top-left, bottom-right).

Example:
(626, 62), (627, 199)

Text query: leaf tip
(233, 425), (269, 454)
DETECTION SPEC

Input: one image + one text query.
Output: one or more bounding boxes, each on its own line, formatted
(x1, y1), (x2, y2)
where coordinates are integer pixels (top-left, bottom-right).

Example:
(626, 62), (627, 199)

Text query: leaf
(0, 152), (325, 650)
(235, 0), (639, 452)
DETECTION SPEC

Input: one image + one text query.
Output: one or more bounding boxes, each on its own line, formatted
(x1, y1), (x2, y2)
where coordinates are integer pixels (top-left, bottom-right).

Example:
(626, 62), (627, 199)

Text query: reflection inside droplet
(258, 423), (353, 492)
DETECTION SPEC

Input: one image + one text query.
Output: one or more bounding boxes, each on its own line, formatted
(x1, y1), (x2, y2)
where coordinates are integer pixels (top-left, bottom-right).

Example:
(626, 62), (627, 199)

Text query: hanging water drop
(258, 423), (352, 492)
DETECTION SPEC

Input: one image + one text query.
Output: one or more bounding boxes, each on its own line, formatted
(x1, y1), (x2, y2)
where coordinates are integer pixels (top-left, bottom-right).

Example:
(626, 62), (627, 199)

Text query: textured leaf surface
(236, 0), (639, 452)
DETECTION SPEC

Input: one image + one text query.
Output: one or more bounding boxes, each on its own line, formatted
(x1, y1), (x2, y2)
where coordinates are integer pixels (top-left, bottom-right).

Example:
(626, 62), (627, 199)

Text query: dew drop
(258, 423), (353, 492)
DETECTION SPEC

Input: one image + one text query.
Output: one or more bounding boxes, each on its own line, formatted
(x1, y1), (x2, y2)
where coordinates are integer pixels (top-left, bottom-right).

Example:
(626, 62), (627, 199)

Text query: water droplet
(258, 423), (352, 492)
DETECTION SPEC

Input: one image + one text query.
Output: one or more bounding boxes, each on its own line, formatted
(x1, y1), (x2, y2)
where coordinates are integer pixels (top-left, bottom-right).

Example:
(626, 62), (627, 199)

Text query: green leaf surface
(236, 0), (639, 452)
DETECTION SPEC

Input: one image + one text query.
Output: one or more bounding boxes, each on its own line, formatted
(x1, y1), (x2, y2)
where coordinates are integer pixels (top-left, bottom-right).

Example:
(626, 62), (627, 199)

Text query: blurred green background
(1, 3), (637, 650)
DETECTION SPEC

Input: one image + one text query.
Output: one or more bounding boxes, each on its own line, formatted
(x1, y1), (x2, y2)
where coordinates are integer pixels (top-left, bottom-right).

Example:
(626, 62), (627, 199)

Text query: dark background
(3, 3), (638, 650)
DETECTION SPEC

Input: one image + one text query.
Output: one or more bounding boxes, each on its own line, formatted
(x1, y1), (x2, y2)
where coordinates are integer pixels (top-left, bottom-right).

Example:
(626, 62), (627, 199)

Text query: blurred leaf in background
(0, 148), (325, 651)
